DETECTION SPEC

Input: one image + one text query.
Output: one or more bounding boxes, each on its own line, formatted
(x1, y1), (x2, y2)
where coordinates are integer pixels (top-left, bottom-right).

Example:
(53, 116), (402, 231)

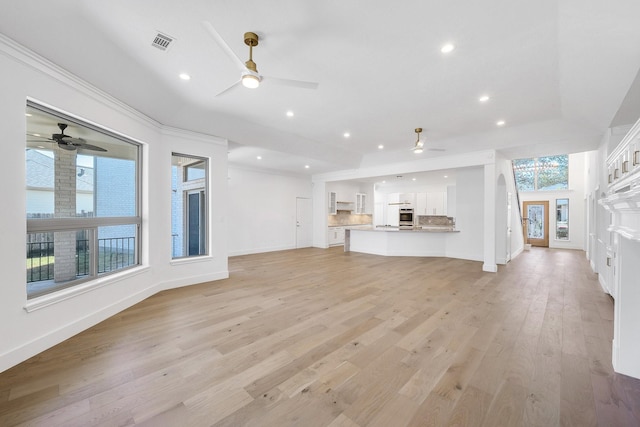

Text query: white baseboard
(511, 246), (524, 260)
(228, 245), (296, 257)
(0, 282), (159, 374)
(160, 271), (229, 291)
(482, 263), (498, 273)
(598, 273), (611, 296)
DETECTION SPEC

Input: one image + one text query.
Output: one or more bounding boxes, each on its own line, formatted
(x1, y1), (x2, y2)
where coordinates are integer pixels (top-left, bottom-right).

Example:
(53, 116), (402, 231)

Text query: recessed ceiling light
(412, 178), (417, 181)
(378, 144), (384, 149)
(382, 180), (386, 183)
(25, 113), (32, 117)
(444, 175), (448, 178)
(343, 132), (350, 138)
(286, 111), (294, 117)
(441, 43), (455, 54)
(179, 73), (191, 80)
(256, 155), (262, 160)
(479, 95), (490, 103)
(32, 133), (40, 137)
(496, 120), (506, 126)
(304, 165), (310, 169)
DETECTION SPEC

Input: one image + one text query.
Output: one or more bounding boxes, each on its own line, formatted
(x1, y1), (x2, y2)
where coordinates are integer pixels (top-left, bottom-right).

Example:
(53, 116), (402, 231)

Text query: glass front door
(523, 201), (549, 247)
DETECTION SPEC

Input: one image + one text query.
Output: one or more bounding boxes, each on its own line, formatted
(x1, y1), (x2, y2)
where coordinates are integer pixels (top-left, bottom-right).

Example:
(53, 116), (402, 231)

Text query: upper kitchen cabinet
(416, 193), (427, 215)
(328, 191), (337, 215)
(355, 193), (367, 214)
(398, 193), (415, 207)
(426, 192), (447, 215)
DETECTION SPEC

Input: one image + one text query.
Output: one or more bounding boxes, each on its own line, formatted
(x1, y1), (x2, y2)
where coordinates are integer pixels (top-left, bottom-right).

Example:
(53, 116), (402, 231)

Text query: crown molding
(161, 126), (227, 146)
(0, 33), (159, 131)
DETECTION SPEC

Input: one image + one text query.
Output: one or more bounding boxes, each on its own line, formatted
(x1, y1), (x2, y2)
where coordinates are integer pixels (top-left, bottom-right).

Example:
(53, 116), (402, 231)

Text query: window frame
(171, 152), (209, 259)
(555, 198), (569, 240)
(513, 155), (569, 192)
(25, 100), (142, 299)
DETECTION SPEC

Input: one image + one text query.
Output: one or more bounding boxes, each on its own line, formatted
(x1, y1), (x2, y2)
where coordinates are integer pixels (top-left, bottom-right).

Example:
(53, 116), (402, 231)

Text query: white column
(312, 180), (328, 248)
(483, 163), (497, 272)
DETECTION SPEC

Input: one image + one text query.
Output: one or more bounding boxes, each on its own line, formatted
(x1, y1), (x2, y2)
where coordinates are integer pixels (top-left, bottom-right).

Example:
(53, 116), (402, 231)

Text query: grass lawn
(27, 256), (54, 268)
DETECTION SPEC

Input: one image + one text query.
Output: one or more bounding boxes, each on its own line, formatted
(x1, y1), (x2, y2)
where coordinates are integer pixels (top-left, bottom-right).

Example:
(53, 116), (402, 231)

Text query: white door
(296, 197), (312, 248)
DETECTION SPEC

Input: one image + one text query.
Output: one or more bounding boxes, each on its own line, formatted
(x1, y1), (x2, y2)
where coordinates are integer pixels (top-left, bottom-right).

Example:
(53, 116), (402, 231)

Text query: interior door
(523, 201), (549, 247)
(296, 197), (312, 248)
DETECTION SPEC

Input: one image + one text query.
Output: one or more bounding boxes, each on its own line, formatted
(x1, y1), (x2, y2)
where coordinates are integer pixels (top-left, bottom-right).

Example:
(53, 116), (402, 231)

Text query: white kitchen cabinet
(355, 193), (367, 214)
(426, 192), (447, 215)
(386, 193), (400, 226)
(328, 226), (345, 245)
(399, 193), (415, 207)
(416, 192), (427, 215)
(328, 191), (337, 215)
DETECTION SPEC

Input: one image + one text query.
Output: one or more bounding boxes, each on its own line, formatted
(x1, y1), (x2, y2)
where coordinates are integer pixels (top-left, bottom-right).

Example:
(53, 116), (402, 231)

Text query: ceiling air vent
(151, 32), (174, 51)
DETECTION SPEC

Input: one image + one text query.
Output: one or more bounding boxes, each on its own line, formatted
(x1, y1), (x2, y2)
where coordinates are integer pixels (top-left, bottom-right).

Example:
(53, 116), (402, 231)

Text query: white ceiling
(4, 0), (640, 176)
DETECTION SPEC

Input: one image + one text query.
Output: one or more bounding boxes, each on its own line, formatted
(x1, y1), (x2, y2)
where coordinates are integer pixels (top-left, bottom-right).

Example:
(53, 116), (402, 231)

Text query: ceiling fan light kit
(241, 32), (261, 88)
(202, 21), (319, 96)
(413, 127), (424, 154)
(242, 71), (261, 88)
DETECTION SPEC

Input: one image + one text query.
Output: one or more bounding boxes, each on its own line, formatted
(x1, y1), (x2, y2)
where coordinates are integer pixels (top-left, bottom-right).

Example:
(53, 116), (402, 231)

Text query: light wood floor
(1, 247), (639, 426)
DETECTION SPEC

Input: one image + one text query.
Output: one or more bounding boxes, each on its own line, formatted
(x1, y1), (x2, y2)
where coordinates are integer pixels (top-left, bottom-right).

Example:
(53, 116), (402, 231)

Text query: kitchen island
(344, 226), (461, 258)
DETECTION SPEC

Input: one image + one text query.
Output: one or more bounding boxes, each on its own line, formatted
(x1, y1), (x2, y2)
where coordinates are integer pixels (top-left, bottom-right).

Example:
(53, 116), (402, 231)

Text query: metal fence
(26, 237), (136, 283)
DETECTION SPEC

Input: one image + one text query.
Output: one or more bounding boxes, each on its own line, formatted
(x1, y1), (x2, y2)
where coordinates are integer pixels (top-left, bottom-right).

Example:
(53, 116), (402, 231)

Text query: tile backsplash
(328, 212), (373, 226)
(416, 215), (455, 226)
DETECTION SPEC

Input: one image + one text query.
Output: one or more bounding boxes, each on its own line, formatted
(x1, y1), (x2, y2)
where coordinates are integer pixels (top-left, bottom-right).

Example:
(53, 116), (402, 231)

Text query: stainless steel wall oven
(399, 208), (414, 228)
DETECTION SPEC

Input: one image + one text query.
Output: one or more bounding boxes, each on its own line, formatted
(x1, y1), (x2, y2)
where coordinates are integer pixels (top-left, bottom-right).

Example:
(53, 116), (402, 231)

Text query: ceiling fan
(412, 128), (445, 153)
(29, 123), (107, 152)
(202, 21), (319, 96)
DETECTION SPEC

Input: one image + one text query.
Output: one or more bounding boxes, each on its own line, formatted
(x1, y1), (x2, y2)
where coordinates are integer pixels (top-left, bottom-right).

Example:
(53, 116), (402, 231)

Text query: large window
(513, 155), (569, 191)
(171, 153), (208, 258)
(26, 102), (141, 299)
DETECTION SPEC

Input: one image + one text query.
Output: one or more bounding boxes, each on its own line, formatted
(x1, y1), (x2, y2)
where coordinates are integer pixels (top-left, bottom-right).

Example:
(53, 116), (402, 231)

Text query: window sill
(24, 265), (150, 313)
(170, 255), (213, 266)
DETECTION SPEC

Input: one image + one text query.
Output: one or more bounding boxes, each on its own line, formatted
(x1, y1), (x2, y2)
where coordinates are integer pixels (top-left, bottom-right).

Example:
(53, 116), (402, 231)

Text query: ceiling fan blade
(202, 21), (247, 71)
(27, 134), (51, 140)
(215, 80), (242, 97)
(76, 142), (107, 152)
(263, 76), (319, 90)
(69, 138), (107, 152)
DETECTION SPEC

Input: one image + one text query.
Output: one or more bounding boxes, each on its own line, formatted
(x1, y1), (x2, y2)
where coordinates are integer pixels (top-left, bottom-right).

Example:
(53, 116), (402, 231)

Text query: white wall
(227, 166), (312, 256)
(519, 152), (589, 250)
(446, 167), (485, 261)
(0, 36), (229, 372)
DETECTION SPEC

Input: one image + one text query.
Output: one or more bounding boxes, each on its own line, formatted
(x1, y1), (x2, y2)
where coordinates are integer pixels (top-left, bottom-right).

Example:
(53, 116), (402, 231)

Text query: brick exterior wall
(96, 157), (136, 243)
(54, 147), (77, 282)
